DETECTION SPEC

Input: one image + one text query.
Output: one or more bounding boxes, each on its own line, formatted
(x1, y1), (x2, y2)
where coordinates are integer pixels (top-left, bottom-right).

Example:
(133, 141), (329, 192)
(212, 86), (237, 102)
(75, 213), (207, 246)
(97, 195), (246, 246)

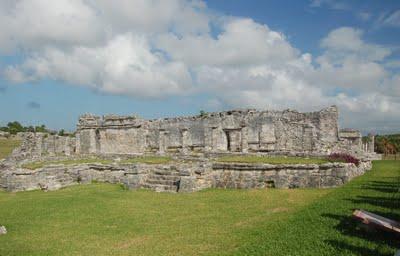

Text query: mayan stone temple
(0, 106), (379, 193)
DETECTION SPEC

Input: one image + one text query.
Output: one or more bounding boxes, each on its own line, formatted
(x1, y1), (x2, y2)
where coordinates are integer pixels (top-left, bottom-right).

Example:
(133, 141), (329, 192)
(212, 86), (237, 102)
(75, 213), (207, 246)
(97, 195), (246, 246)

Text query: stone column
(65, 136), (71, 156)
(34, 133), (44, 158)
(368, 134), (375, 153)
(75, 132), (81, 155)
(88, 129), (97, 154)
(210, 127), (219, 152)
(181, 128), (189, 154)
(241, 127), (248, 153)
(158, 129), (167, 155)
(204, 127), (213, 152)
(45, 135), (56, 156)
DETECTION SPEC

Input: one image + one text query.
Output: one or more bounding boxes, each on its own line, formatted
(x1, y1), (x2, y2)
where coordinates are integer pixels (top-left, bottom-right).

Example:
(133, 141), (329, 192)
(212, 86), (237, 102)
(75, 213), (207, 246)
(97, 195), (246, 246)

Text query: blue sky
(0, 0), (399, 134)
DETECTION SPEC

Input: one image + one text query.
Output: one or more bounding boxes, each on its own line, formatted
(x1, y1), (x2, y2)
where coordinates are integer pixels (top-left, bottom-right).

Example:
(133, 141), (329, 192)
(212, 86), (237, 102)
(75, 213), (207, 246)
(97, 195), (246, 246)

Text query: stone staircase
(142, 169), (181, 192)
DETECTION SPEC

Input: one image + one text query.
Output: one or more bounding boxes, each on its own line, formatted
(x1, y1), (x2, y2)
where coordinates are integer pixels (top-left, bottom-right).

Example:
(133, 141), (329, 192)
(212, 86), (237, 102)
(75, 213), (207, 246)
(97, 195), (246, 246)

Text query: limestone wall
(76, 106), (341, 155)
(210, 161), (371, 189)
(8, 106), (374, 160)
(0, 160), (371, 192)
(9, 133), (76, 160)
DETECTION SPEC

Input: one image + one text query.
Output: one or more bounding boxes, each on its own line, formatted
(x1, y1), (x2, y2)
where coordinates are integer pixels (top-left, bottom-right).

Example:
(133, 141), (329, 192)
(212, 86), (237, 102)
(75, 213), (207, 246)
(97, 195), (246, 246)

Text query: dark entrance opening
(95, 129), (101, 153)
(224, 130), (231, 151)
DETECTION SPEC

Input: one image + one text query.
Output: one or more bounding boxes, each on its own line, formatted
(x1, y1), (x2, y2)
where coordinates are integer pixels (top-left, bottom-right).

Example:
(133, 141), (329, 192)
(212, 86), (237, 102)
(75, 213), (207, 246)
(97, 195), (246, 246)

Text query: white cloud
(5, 34), (192, 98)
(1, 0), (399, 133)
(0, 0), (103, 52)
(0, 0), (210, 53)
(158, 18), (298, 67)
(320, 27), (391, 62)
(87, 0), (210, 35)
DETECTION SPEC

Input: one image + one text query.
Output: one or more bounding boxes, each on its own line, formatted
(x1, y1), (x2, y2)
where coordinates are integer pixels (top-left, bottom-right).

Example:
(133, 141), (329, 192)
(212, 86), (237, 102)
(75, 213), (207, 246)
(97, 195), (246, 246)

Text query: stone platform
(0, 157), (371, 193)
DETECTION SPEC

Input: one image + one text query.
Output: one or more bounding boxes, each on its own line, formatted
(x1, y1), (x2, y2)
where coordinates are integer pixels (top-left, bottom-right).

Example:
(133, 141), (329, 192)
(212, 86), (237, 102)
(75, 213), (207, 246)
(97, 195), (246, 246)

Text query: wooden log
(353, 209), (400, 234)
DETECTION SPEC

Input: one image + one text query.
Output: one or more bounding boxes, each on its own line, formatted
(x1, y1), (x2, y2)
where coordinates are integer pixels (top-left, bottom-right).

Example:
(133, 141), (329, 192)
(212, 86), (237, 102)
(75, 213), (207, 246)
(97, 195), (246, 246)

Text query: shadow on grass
(362, 180), (400, 194)
(322, 213), (398, 245)
(325, 240), (394, 256)
(346, 196), (400, 211)
(322, 178), (400, 255)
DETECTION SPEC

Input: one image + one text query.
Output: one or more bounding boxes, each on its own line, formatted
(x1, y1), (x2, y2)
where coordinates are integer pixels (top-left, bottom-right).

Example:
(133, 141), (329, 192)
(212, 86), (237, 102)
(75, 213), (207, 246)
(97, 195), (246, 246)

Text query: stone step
(142, 183), (178, 192)
(146, 179), (177, 186)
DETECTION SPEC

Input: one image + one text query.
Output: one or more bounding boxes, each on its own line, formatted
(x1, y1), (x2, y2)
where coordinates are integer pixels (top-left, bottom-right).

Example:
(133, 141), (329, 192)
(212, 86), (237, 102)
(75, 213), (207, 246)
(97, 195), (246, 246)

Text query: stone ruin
(7, 105), (376, 157)
(0, 106), (379, 193)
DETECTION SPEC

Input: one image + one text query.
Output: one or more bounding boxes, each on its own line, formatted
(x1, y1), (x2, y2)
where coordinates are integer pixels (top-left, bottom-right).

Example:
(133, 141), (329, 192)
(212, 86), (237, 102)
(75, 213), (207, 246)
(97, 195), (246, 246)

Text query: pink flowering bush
(327, 153), (360, 166)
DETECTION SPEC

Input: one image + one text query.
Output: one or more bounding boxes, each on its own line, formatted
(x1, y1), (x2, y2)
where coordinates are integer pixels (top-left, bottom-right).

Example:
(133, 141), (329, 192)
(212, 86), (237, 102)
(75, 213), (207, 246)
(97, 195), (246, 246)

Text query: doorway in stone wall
(224, 129), (242, 152)
(95, 129), (101, 153)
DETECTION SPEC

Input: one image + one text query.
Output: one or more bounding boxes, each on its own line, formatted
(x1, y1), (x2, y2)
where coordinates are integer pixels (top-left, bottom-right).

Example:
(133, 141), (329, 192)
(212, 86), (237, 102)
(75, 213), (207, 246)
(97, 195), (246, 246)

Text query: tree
(58, 129), (65, 136)
(381, 138), (397, 155)
(7, 121), (25, 134)
(35, 125), (47, 133)
(375, 134), (400, 154)
(199, 110), (207, 117)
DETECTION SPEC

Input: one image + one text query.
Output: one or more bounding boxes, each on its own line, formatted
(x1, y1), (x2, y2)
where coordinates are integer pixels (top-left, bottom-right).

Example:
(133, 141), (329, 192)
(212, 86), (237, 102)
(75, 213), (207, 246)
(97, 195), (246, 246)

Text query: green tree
(35, 125), (47, 133)
(58, 129), (65, 136)
(199, 110), (207, 117)
(7, 121), (25, 134)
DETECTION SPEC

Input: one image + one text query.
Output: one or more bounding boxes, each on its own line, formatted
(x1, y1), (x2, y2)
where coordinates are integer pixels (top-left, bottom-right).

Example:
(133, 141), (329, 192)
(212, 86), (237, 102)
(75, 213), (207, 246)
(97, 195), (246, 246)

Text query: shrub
(327, 153), (360, 166)
(199, 110), (207, 117)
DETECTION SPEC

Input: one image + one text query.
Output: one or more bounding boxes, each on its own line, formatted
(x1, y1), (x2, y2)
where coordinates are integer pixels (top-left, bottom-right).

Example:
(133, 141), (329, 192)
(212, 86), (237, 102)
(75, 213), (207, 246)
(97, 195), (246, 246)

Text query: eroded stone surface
(0, 159), (371, 193)
(7, 106), (382, 160)
(0, 106), (379, 193)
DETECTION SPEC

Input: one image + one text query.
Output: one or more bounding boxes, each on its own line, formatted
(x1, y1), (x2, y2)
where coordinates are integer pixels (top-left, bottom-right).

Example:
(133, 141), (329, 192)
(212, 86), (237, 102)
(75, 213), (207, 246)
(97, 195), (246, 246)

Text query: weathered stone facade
(14, 105), (369, 159)
(76, 106), (341, 155)
(0, 106), (379, 193)
(0, 159), (371, 193)
(8, 132), (76, 161)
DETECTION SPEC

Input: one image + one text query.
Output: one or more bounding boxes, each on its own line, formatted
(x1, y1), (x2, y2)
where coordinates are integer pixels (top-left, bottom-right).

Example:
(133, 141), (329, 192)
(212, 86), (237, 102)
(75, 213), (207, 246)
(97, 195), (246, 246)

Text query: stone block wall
(8, 106), (375, 160)
(0, 160), (371, 193)
(76, 106), (344, 156)
(9, 133), (76, 161)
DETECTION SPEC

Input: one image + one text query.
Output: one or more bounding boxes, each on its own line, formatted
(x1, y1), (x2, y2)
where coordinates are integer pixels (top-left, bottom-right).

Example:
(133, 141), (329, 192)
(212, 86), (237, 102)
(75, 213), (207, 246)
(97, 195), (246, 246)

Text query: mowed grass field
(0, 137), (399, 255)
(0, 161), (398, 255)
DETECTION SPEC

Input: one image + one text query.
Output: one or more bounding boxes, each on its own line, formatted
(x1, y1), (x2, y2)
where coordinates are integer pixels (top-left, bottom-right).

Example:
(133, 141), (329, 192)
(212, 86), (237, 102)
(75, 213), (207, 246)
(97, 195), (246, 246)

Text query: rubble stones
(0, 226), (6, 235)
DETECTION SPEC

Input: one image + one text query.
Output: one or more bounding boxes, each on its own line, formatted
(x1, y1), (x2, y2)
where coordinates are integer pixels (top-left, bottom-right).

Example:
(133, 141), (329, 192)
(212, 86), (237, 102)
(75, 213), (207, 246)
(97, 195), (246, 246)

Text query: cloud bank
(1, 0), (399, 133)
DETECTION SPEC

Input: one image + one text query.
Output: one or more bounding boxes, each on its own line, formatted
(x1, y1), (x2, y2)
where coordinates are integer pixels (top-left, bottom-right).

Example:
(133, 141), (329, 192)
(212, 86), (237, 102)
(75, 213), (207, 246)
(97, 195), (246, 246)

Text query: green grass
(216, 155), (330, 165)
(0, 138), (20, 159)
(235, 160), (400, 256)
(21, 158), (114, 170)
(120, 156), (172, 164)
(0, 161), (398, 255)
(21, 156), (173, 170)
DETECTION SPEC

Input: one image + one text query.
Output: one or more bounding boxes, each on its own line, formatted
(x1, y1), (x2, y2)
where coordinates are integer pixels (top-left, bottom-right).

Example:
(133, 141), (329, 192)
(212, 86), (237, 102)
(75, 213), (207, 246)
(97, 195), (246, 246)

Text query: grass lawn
(0, 161), (399, 255)
(120, 156), (172, 165)
(21, 156), (173, 170)
(21, 158), (114, 170)
(0, 138), (20, 159)
(216, 155), (330, 165)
